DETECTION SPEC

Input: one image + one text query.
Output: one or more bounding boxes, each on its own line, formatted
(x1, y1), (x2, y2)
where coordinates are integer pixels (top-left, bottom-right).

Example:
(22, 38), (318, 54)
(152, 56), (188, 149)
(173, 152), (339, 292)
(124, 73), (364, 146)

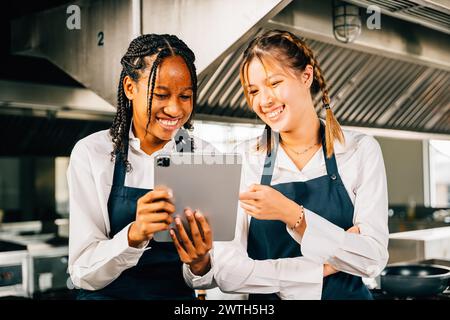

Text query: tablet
(153, 153), (242, 242)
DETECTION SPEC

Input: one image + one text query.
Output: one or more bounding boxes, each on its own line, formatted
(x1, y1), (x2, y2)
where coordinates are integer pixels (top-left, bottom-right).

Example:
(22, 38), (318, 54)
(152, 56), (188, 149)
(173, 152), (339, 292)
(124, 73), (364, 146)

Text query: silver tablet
(153, 153), (242, 242)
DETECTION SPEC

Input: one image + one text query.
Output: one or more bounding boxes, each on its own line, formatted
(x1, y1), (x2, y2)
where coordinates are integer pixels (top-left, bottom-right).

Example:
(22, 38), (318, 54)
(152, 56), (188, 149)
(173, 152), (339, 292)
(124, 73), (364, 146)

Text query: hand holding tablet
(153, 153), (242, 242)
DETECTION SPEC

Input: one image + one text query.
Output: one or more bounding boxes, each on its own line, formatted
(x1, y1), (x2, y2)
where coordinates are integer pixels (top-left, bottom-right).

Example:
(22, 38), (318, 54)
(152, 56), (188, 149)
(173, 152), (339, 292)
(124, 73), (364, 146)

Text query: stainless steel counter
(388, 226), (450, 264)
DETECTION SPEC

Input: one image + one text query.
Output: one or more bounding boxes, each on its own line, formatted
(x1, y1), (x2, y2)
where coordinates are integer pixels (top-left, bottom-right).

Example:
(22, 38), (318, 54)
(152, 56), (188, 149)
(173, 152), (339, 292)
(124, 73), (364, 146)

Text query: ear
(301, 64), (314, 88)
(123, 75), (136, 100)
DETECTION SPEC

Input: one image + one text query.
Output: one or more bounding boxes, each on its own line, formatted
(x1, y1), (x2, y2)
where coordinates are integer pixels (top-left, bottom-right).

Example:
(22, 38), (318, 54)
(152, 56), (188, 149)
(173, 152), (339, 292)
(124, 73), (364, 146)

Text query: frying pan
(380, 264), (450, 297)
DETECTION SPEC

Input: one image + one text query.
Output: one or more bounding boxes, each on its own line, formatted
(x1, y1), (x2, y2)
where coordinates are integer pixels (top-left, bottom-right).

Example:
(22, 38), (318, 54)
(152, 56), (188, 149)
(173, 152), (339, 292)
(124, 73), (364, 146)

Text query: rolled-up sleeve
(299, 136), (389, 278)
(67, 142), (149, 291)
(182, 258), (217, 290)
(213, 243), (323, 299)
(209, 141), (324, 299)
(212, 157), (324, 299)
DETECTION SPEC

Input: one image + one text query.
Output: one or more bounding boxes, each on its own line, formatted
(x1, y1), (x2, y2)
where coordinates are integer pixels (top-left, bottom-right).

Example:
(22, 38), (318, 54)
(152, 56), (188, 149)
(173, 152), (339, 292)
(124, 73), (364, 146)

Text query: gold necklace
(281, 140), (319, 156)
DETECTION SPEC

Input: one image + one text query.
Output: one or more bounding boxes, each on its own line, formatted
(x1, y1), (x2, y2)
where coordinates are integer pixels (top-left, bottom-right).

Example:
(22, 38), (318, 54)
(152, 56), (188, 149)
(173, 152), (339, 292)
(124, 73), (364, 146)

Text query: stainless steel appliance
(0, 240), (28, 298)
(0, 221), (71, 299)
(27, 243), (70, 296)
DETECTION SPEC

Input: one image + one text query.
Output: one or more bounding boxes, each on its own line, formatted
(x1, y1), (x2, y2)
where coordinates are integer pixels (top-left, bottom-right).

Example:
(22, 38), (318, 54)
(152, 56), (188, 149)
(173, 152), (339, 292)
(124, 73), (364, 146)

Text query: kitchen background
(0, 0), (449, 300)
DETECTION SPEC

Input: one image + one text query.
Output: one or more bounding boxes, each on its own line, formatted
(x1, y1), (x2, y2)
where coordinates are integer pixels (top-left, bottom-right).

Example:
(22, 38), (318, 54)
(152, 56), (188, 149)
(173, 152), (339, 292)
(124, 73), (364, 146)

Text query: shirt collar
(275, 124), (356, 172)
(128, 122), (177, 154)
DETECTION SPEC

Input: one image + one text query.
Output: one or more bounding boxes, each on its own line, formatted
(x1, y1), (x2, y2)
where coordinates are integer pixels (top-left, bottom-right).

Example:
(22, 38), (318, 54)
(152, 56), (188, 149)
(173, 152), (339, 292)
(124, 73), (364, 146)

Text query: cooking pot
(380, 264), (450, 297)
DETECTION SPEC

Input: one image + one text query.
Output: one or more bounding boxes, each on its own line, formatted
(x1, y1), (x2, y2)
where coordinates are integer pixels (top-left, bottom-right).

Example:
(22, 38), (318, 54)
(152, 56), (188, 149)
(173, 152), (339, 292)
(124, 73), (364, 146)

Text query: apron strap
(111, 138), (129, 187)
(320, 122), (340, 180)
(260, 131), (279, 186)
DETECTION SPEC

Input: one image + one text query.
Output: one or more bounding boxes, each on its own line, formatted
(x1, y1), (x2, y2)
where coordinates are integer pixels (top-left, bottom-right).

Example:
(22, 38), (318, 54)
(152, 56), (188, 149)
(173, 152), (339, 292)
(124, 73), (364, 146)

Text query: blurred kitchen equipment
(0, 240), (28, 298)
(27, 244), (69, 297)
(433, 209), (450, 223)
(380, 264), (450, 297)
(0, 220), (70, 298)
(54, 219), (69, 238)
(406, 197), (416, 221)
(0, 209), (4, 227)
(417, 259), (450, 268)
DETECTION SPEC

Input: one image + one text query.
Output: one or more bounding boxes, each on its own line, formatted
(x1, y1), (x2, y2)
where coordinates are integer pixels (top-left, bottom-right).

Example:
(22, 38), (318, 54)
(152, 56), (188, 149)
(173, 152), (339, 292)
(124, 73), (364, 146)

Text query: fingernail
(185, 210), (192, 217)
(169, 229), (174, 236)
(168, 189), (173, 198)
(175, 218), (181, 225)
(195, 212), (202, 218)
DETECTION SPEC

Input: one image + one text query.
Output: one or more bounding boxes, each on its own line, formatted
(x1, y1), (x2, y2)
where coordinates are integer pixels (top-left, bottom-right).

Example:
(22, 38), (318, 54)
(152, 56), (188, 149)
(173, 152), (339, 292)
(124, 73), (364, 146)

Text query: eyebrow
(155, 85), (193, 91)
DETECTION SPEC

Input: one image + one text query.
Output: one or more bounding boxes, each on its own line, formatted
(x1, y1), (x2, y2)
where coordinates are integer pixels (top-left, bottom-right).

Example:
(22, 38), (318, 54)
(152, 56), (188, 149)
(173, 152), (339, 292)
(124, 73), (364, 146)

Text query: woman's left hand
(239, 184), (300, 224)
(170, 208), (213, 276)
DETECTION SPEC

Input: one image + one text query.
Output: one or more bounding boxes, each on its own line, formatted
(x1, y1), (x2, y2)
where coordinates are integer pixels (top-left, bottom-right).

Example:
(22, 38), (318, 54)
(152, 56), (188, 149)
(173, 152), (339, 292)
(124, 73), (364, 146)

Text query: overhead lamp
(333, 0), (362, 43)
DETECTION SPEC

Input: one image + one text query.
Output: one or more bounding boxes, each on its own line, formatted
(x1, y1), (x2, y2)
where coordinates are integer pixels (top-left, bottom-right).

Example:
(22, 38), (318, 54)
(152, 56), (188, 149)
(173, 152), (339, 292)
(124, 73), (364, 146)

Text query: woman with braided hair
(210, 30), (389, 299)
(67, 34), (215, 300)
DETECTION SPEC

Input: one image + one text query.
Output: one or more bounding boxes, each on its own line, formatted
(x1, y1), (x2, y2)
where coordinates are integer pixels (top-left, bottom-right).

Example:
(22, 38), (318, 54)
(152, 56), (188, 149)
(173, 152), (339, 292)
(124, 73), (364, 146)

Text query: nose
(163, 99), (183, 118)
(259, 88), (275, 111)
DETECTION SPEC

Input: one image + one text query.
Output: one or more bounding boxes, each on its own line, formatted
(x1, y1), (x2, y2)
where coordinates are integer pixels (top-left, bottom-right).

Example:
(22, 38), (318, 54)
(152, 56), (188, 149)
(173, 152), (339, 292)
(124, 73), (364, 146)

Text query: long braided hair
(239, 29), (344, 158)
(110, 34), (197, 170)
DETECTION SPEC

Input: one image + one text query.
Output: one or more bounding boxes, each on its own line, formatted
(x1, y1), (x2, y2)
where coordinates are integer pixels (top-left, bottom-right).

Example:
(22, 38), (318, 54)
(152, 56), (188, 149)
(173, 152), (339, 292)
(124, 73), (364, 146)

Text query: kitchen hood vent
(344, 0), (450, 35)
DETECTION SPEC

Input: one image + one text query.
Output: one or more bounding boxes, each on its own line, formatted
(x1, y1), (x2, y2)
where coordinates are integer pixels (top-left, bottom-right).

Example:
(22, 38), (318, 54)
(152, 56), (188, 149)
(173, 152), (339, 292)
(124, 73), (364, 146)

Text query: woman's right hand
(128, 186), (175, 248)
(170, 208), (213, 276)
(323, 225), (360, 277)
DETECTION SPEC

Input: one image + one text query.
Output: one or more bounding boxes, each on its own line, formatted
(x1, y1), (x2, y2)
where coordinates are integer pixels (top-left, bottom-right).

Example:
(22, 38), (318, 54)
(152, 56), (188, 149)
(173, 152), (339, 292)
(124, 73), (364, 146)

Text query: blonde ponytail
(325, 106), (344, 158)
(310, 52), (344, 158)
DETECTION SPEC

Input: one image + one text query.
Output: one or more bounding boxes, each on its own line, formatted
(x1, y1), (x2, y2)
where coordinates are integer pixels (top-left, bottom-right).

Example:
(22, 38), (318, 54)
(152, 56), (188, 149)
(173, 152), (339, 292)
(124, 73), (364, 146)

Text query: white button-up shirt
(209, 128), (389, 299)
(67, 126), (216, 291)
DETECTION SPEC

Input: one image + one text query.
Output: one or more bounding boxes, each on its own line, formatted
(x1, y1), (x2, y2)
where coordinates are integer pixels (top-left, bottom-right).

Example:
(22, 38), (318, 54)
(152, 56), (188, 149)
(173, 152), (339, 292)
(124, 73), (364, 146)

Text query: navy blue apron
(247, 123), (372, 300)
(78, 129), (195, 300)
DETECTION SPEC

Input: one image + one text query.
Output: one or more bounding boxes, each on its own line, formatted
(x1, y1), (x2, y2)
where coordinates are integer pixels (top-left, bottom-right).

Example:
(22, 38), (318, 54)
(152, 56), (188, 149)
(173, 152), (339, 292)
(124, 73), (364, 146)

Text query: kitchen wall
(376, 137), (425, 206)
(0, 158), (20, 211)
(0, 157), (56, 222)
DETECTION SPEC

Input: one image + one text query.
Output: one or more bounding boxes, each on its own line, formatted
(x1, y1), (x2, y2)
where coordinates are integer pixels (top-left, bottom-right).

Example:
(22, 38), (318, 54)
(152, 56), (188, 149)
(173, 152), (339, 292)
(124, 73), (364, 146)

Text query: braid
(110, 69), (132, 171)
(144, 52), (162, 137)
(110, 34), (198, 169)
(285, 34), (344, 158)
(240, 29), (344, 158)
(312, 57), (344, 159)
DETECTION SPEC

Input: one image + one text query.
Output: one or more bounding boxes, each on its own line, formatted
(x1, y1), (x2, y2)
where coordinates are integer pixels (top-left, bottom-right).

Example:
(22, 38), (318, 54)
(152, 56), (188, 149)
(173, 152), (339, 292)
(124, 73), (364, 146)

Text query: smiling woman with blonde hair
(209, 29), (390, 300)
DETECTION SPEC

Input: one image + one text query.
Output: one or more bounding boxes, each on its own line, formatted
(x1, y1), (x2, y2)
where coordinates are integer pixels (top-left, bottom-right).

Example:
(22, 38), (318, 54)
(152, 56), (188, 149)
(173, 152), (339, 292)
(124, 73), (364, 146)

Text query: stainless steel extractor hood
(10, 0), (292, 107)
(197, 0), (450, 134)
(343, 0), (450, 35)
(7, 0), (450, 135)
